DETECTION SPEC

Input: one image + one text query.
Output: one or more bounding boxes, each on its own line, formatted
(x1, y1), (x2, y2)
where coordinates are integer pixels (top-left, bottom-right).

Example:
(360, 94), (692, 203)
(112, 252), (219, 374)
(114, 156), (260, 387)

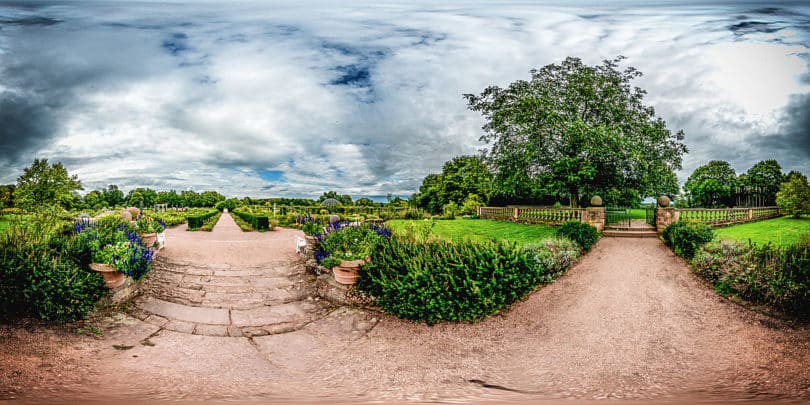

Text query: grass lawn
(714, 215), (810, 246)
(386, 218), (557, 246)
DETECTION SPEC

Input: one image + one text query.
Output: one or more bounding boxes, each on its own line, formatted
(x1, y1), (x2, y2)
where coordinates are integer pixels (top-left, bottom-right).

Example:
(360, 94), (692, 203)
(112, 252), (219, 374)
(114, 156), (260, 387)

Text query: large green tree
(102, 184), (125, 207)
(0, 184), (14, 208)
(464, 56), (687, 207)
(684, 160), (738, 208)
(776, 171), (810, 217)
(13, 159), (83, 210)
(740, 159), (784, 206)
(414, 155), (493, 214)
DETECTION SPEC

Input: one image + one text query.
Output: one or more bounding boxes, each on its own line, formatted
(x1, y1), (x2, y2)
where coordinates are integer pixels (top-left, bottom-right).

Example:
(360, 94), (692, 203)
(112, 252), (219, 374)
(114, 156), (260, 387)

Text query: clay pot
(141, 232), (157, 248)
(332, 259), (367, 285)
(89, 263), (126, 288)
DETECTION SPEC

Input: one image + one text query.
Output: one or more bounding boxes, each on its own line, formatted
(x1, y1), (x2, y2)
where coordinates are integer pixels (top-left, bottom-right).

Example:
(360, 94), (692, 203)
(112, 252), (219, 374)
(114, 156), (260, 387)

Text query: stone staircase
(603, 220), (658, 238)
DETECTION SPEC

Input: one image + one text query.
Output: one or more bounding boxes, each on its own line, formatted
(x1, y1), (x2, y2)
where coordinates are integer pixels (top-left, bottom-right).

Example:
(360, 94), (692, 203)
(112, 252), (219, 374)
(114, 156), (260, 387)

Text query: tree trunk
(569, 188), (579, 208)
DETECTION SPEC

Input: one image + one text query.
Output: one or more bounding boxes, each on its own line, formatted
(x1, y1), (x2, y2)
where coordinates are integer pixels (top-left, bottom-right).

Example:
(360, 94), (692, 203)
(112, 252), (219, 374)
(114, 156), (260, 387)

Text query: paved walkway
(132, 213), (331, 337)
(1, 223), (808, 402)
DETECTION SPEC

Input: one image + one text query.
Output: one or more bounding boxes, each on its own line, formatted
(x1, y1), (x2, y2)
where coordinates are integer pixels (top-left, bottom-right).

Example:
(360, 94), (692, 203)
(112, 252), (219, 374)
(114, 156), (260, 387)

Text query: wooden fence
(676, 206), (781, 227)
(478, 206), (585, 225)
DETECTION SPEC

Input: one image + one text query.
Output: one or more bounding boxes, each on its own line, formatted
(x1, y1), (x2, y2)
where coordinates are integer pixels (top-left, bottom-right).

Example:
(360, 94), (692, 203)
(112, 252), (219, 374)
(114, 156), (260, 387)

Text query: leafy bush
(215, 198), (241, 212)
(187, 209), (219, 230)
(556, 221), (599, 251)
(74, 216), (154, 280)
(149, 210), (186, 227)
(693, 235), (810, 317)
(232, 210), (271, 231)
(442, 201), (461, 219)
(0, 216), (106, 322)
(662, 220), (713, 259)
(316, 222), (390, 263)
(357, 236), (576, 324)
(776, 172), (810, 218)
(199, 211), (223, 232)
(523, 238), (580, 276)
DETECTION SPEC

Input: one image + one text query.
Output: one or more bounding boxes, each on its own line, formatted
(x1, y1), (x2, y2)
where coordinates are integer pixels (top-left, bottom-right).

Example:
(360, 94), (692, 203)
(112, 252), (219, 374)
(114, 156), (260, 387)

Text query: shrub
(693, 235), (810, 317)
(442, 201), (461, 219)
(215, 198), (240, 212)
(150, 210), (186, 227)
(357, 236), (577, 324)
(662, 220), (713, 259)
(776, 173), (810, 218)
(232, 210), (271, 231)
(0, 217), (106, 322)
(556, 221), (599, 251)
(187, 209), (219, 230)
(523, 238), (580, 276)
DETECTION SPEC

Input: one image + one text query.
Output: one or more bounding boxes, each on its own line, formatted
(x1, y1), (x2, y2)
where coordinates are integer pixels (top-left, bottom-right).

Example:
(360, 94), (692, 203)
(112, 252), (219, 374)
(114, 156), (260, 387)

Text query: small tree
(13, 159), (82, 211)
(776, 172), (810, 218)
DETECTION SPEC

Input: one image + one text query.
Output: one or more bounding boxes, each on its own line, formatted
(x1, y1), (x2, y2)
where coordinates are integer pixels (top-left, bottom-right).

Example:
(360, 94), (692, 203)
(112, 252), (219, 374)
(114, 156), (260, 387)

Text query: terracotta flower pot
(141, 233), (157, 248)
(89, 263), (126, 288)
(332, 258), (368, 285)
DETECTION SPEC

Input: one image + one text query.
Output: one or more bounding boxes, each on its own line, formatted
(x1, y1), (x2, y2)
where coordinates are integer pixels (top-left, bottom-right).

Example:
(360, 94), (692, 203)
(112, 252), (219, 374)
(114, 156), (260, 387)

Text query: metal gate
(605, 207), (631, 228)
(645, 206), (656, 226)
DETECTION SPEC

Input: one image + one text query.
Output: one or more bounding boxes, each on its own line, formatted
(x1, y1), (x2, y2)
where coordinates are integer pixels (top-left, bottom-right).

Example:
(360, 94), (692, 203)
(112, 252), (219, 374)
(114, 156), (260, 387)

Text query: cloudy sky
(0, 0), (808, 199)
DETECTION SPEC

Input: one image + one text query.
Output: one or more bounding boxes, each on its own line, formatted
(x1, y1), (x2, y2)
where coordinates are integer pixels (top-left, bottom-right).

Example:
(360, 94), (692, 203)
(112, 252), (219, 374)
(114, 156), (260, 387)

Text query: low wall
(655, 206), (781, 232)
(478, 206), (604, 231)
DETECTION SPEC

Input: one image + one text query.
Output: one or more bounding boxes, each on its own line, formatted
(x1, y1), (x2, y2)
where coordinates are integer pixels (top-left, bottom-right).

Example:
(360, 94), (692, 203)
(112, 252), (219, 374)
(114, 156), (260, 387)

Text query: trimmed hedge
(357, 236), (578, 324)
(187, 210), (219, 230)
(232, 210), (271, 231)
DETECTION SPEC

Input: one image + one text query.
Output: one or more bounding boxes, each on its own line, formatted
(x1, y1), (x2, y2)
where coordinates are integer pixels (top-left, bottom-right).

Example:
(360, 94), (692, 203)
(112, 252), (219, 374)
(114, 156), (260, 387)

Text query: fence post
(513, 207), (519, 220)
(748, 209), (753, 220)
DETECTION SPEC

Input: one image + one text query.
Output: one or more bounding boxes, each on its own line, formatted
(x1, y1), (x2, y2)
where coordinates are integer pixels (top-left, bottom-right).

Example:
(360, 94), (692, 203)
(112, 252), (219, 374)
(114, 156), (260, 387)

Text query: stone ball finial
(590, 195), (603, 207)
(657, 195), (671, 207)
(328, 214), (341, 224)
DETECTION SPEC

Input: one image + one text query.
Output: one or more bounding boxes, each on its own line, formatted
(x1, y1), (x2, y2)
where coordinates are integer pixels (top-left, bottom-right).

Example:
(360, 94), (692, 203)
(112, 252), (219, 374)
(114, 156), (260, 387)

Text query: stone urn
(89, 263), (126, 288)
(332, 258), (367, 285)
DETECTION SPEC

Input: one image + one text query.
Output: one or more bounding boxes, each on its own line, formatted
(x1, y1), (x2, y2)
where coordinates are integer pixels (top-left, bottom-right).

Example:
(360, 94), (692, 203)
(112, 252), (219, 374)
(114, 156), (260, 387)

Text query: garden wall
(478, 206), (604, 231)
(655, 206), (781, 232)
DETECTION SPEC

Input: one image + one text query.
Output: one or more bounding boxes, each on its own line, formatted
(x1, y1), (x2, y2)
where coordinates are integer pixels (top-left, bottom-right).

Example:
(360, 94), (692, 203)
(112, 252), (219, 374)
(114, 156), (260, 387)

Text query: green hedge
(693, 237), (810, 317)
(232, 210), (271, 231)
(187, 210), (219, 230)
(662, 220), (714, 259)
(556, 221), (599, 251)
(357, 237), (578, 324)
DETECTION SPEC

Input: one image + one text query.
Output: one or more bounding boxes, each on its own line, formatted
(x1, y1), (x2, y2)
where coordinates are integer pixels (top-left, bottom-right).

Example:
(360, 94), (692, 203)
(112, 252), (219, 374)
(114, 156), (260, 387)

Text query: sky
(0, 0), (808, 199)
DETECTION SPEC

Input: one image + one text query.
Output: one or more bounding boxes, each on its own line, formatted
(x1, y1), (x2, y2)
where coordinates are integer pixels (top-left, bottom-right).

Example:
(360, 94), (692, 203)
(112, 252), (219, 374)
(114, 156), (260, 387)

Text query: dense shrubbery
(662, 220), (713, 259)
(187, 209), (219, 230)
(0, 215), (106, 321)
(693, 236), (810, 317)
(357, 236), (578, 324)
(232, 210), (273, 231)
(556, 221), (599, 251)
(215, 198), (240, 212)
(149, 210), (187, 227)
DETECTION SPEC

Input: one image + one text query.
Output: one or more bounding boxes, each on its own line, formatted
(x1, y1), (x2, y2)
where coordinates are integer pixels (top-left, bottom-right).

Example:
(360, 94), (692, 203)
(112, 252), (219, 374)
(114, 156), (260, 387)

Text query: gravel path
(1, 224), (808, 403)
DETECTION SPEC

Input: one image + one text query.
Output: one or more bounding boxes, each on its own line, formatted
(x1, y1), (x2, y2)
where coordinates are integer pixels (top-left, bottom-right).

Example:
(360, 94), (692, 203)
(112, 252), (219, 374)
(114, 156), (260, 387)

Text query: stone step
(603, 230), (659, 238)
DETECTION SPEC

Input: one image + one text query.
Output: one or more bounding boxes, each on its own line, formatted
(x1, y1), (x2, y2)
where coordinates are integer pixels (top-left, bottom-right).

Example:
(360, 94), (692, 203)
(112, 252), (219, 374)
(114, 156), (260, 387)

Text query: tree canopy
(13, 159), (83, 211)
(464, 56), (687, 207)
(740, 159), (784, 206)
(777, 171), (810, 217)
(684, 160), (738, 208)
(413, 155), (492, 214)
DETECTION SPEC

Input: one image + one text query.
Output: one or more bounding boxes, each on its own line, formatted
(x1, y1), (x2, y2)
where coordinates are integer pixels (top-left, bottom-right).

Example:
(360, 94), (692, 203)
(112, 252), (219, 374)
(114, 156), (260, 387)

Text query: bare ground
(1, 217), (808, 403)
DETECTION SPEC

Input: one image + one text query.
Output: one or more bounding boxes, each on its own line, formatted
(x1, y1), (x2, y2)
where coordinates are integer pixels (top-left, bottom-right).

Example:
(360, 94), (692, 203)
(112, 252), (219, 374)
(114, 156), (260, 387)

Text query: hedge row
(187, 210), (219, 230)
(232, 210), (271, 231)
(357, 237), (579, 324)
(693, 237), (810, 317)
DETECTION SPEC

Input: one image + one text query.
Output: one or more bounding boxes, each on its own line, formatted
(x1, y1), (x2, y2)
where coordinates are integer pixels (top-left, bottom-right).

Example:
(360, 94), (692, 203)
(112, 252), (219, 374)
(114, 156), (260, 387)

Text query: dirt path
(1, 227), (808, 402)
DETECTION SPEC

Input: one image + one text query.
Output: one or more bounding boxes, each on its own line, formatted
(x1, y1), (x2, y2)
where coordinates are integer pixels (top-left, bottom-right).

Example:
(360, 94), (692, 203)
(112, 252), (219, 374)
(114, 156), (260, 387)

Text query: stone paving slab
(230, 302), (316, 327)
(139, 297), (230, 325)
(252, 330), (320, 371)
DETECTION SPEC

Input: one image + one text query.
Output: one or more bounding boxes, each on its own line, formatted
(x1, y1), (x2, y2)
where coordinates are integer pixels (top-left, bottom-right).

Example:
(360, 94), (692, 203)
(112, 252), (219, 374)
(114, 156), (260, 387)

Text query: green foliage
(318, 191), (353, 206)
(523, 238), (581, 276)
(442, 201), (461, 219)
(662, 220), (714, 259)
(199, 211), (223, 231)
(461, 193), (484, 216)
(14, 159), (83, 211)
(741, 160), (784, 206)
(413, 155), (493, 214)
(357, 236), (576, 324)
(319, 223), (384, 261)
(684, 160), (738, 208)
(0, 216), (106, 321)
(232, 210), (272, 231)
(215, 198), (240, 212)
(465, 56), (686, 207)
(715, 215), (810, 246)
(126, 187), (158, 208)
(555, 221), (599, 251)
(301, 220), (324, 236)
(0, 184), (16, 209)
(187, 209), (219, 230)
(135, 216), (166, 234)
(693, 237), (810, 317)
(149, 210), (186, 227)
(776, 172), (810, 218)
(102, 185), (125, 207)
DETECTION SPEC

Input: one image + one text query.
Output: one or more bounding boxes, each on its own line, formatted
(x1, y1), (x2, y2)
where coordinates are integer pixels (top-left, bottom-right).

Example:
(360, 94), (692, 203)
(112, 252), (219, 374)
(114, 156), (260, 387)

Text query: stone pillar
(513, 207), (519, 220)
(656, 208), (678, 233)
(583, 207), (605, 232)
